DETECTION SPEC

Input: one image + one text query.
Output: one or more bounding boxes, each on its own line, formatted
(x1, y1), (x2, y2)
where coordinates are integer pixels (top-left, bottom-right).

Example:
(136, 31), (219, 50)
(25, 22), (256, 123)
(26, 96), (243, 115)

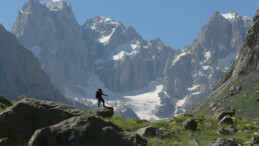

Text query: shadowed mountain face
(0, 24), (64, 101)
(190, 9), (259, 119)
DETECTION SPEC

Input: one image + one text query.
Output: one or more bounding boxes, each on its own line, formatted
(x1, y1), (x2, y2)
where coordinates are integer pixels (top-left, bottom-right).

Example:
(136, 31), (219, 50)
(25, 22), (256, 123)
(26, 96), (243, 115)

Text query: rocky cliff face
(11, 0), (91, 95)
(12, 0), (174, 96)
(158, 12), (251, 117)
(82, 16), (174, 93)
(0, 24), (64, 101)
(216, 10), (259, 87)
(189, 9), (259, 119)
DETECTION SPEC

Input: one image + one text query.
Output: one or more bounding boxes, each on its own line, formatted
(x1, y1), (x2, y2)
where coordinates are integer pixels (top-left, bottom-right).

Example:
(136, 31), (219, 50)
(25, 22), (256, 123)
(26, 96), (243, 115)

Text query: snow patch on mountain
(175, 96), (188, 115)
(99, 28), (115, 45)
(123, 79), (162, 121)
(172, 52), (187, 66)
(222, 12), (237, 20)
(188, 85), (200, 91)
(204, 51), (211, 62)
(109, 40), (140, 61)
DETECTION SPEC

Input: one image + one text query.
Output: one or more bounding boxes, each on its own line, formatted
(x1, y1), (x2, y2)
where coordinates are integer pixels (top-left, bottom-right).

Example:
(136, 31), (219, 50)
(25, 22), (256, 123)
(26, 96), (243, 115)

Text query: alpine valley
(7, 0), (253, 120)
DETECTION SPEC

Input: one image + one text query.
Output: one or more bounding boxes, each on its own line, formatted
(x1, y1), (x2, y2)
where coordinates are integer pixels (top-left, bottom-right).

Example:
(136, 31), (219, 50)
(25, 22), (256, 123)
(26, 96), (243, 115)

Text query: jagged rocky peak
(84, 16), (123, 31)
(83, 16), (141, 44)
(42, 0), (71, 12)
(26, 0), (40, 5)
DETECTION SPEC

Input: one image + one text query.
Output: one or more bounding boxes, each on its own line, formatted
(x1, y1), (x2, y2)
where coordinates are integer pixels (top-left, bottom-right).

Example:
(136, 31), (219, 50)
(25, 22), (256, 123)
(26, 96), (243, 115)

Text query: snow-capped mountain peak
(221, 12), (238, 20)
(84, 16), (122, 31)
(221, 11), (251, 22)
(43, 0), (70, 11)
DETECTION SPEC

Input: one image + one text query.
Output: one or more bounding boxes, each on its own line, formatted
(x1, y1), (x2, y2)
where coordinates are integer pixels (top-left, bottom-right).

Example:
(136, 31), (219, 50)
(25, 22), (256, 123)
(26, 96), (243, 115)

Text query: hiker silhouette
(96, 88), (108, 107)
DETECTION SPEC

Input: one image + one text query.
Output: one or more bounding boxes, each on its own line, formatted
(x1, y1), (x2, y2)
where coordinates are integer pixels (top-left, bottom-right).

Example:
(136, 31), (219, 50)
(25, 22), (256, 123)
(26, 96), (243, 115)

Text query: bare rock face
(28, 115), (147, 146)
(0, 98), (85, 145)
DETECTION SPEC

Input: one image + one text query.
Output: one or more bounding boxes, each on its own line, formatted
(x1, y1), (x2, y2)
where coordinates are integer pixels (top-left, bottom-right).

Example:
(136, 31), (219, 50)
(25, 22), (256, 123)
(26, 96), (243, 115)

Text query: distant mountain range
(7, 0), (252, 119)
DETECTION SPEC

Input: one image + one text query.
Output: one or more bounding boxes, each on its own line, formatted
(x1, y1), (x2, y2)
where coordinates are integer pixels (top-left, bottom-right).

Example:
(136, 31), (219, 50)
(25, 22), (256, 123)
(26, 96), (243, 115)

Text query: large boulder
(181, 119), (198, 131)
(0, 98), (85, 145)
(136, 126), (173, 139)
(218, 115), (234, 125)
(209, 138), (238, 146)
(213, 106), (235, 120)
(217, 128), (232, 135)
(251, 132), (259, 145)
(93, 107), (114, 118)
(28, 115), (147, 146)
(230, 84), (242, 96)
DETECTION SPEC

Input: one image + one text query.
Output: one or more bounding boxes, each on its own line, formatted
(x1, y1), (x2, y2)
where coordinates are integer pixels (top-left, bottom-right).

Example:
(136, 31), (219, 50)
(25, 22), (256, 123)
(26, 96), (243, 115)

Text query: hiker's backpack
(95, 91), (101, 98)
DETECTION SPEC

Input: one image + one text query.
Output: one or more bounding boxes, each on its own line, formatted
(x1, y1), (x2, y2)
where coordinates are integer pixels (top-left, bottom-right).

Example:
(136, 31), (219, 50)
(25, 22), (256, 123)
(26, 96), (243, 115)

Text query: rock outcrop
(0, 98), (84, 145)
(0, 98), (146, 146)
(181, 119), (198, 131)
(29, 115), (147, 146)
(251, 132), (259, 145)
(213, 106), (235, 120)
(209, 138), (238, 146)
(218, 115), (234, 125)
(137, 126), (173, 139)
(93, 107), (114, 118)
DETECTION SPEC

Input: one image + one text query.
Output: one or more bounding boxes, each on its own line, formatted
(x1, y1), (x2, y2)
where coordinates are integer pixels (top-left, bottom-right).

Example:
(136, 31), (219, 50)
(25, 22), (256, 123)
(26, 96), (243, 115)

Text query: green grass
(104, 115), (259, 146)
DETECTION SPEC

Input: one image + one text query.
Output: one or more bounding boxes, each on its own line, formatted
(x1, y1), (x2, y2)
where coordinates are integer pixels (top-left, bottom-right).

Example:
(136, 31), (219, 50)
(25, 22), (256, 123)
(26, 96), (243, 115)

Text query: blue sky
(0, 0), (258, 49)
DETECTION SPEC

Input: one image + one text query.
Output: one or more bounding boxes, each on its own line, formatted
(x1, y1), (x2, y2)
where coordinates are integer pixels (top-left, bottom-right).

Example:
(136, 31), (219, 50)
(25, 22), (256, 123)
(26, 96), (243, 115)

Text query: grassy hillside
(190, 71), (259, 119)
(104, 115), (259, 145)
